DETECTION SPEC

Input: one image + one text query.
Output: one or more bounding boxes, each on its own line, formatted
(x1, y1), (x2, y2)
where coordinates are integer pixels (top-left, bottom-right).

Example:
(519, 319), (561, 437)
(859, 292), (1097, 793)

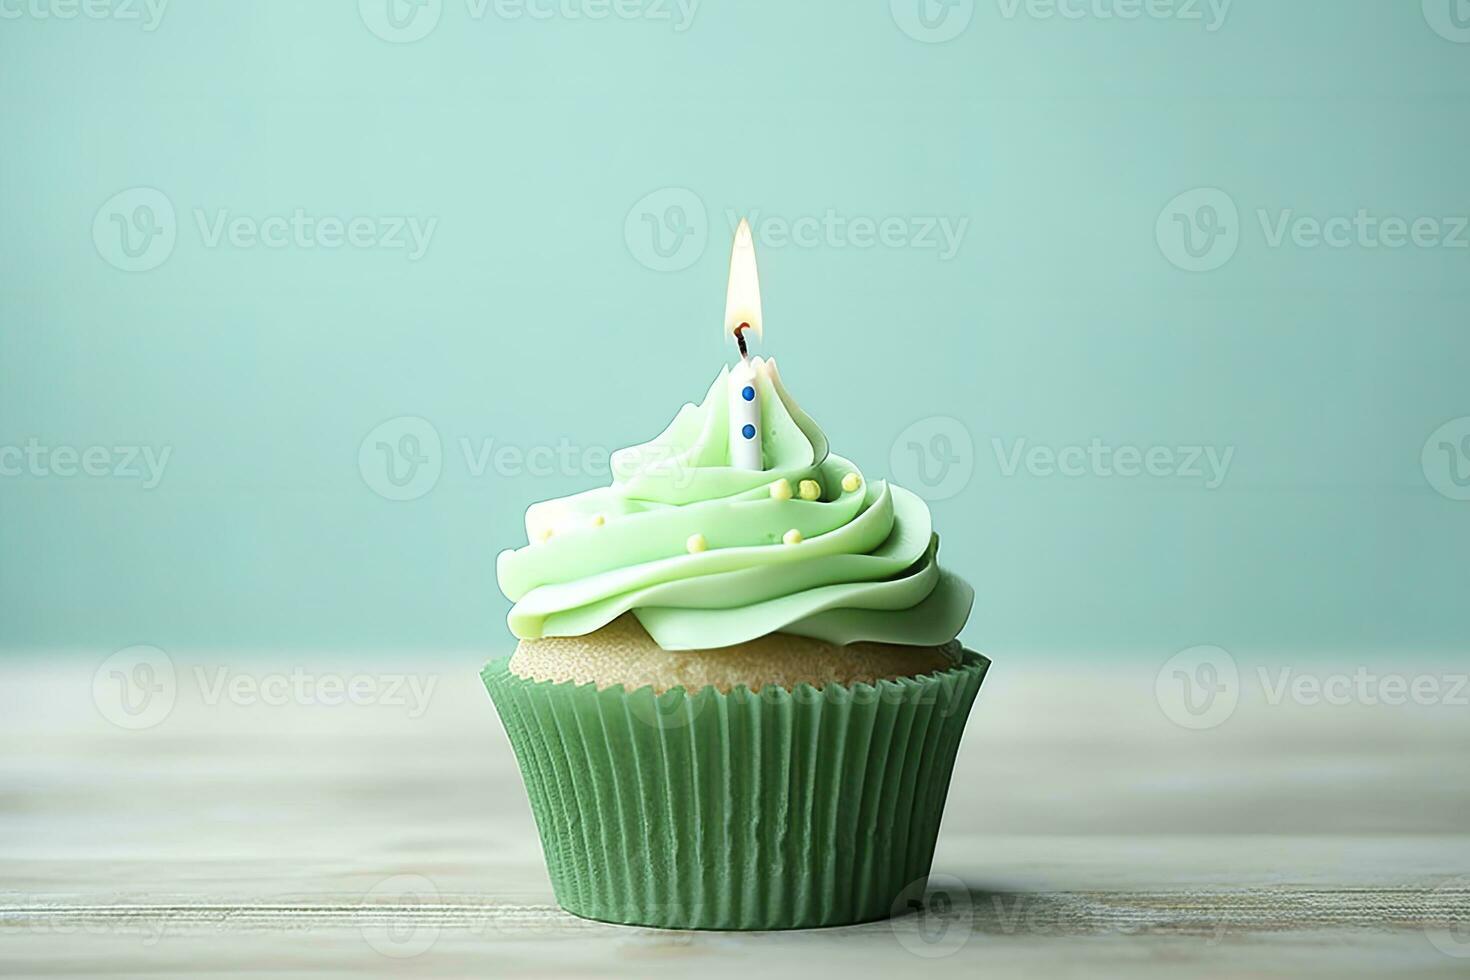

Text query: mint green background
(2, 1), (1467, 658)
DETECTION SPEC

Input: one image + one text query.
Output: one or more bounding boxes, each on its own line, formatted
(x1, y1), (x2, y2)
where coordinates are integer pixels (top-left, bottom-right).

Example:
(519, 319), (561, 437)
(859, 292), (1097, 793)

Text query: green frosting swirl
(496, 358), (973, 651)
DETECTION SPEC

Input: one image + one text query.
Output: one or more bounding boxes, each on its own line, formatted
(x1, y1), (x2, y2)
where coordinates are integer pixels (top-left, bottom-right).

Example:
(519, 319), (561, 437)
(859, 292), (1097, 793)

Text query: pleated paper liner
(482, 651), (989, 931)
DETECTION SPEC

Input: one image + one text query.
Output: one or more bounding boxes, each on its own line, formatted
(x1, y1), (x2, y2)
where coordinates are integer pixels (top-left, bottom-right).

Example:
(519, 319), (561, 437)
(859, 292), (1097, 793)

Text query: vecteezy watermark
(11, 902), (184, 948)
(1422, 417), (1470, 502)
(1158, 187), (1470, 273)
(995, 0), (1231, 31)
(93, 188), (437, 272)
(1425, 874), (1470, 958)
(622, 675), (972, 734)
(891, 0), (975, 43)
(992, 437), (1234, 489)
(459, 437), (621, 481)
(892, 0), (1230, 42)
(727, 210), (970, 261)
(1256, 209), (1470, 251)
(93, 646), (178, 730)
(0, 0), (169, 30)
(193, 667), (438, 719)
(1156, 188), (1240, 273)
(1423, 0), (1470, 44)
(624, 190), (969, 272)
(1157, 646), (1470, 731)
(890, 419), (1236, 497)
(92, 648), (441, 731)
(0, 439), (172, 489)
(1155, 645), (1240, 730)
(890, 874), (975, 957)
(889, 876), (1231, 949)
(359, 0), (698, 43)
(625, 187), (708, 272)
(92, 187), (177, 272)
(470, 0), (698, 30)
(890, 416), (976, 502)
(359, 875), (442, 958)
(192, 209), (436, 260)
(359, 0), (443, 42)
(358, 416), (699, 501)
(358, 417), (444, 502)
(1258, 667), (1469, 709)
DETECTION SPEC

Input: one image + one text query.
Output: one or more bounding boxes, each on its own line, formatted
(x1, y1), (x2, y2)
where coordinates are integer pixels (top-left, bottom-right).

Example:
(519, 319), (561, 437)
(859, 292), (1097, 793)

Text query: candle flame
(724, 218), (763, 346)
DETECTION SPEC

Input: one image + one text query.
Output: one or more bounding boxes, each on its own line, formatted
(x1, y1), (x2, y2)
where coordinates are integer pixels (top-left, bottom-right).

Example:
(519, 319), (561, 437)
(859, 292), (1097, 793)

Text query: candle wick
(735, 324), (750, 360)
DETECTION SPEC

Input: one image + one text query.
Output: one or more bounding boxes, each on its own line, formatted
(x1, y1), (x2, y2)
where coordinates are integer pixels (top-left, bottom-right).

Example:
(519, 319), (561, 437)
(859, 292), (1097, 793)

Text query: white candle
(724, 218), (764, 470)
(729, 356), (762, 470)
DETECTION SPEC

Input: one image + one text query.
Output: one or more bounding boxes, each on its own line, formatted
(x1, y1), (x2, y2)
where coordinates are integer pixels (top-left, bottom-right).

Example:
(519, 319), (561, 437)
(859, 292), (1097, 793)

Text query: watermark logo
(471, 0), (699, 29)
(194, 667), (438, 718)
(359, 874), (441, 958)
(93, 645), (177, 731)
(1423, 0), (1470, 43)
(1157, 188), (1239, 273)
(1160, 653), (1467, 730)
(1257, 209), (1468, 251)
(93, 187), (177, 272)
(358, 425), (702, 501)
(1258, 667), (1468, 708)
(1422, 417), (1470, 501)
(626, 194), (966, 269)
(992, 438), (1234, 489)
(94, 191), (437, 270)
(728, 209), (969, 261)
(192, 209), (436, 259)
(361, 0), (697, 39)
(891, 416), (975, 501)
(359, 0), (442, 42)
(625, 682), (711, 731)
(0, 439), (172, 489)
(891, 0), (974, 43)
(1425, 875), (1470, 958)
(995, 0), (1231, 31)
(891, 874), (974, 957)
(0, 0), (169, 30)
(359, 417), (443, 502)
(463, 437), (612, 482)
(625, 187), (707, 272)
(1155, 645), (1239, 730)
(1160, 189), (1469, 272)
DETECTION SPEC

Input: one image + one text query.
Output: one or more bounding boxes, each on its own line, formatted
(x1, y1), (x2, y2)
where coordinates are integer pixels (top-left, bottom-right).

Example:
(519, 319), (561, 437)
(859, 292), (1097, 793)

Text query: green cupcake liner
(482, 652), (989, 931)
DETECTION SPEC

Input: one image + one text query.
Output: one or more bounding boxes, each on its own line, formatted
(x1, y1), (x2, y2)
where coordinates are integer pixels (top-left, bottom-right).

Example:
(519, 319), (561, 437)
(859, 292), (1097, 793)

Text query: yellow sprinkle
(769, 479), (793, 500)
(591, 514), (606, 527)
(686, 533), (708, 554)
(783, 529), (803, 546)
(537, 527), (555, 543)
(798, 479), (821, 501)
(842, 472), (862, 493)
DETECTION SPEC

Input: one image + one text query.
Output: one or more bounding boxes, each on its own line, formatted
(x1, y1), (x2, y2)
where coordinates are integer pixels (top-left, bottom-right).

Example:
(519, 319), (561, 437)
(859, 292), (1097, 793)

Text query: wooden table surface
(2, 651), (1467, 978)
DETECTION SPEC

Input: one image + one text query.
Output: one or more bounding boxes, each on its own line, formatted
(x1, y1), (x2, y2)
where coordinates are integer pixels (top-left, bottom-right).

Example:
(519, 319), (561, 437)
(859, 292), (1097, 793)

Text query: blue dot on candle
(742, 385), (755, 402)
(742, 424), (756, 440)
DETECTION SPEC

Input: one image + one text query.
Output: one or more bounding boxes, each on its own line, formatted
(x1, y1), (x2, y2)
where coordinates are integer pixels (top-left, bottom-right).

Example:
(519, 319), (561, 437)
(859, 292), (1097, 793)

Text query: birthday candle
(729, 356), (762, 470)
(724, 219), (764, 470)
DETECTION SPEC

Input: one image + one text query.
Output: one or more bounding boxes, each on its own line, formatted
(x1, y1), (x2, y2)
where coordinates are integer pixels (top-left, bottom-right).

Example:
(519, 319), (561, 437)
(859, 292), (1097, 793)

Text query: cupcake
(483, 357), (988, 931)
